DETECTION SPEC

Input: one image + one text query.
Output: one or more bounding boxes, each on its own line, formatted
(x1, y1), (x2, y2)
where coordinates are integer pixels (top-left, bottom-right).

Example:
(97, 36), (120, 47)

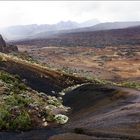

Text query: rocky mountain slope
(14, 26), (140, 48)
(2, 21), (140, 41)
(0, 34), (8, 52)
(64, 21), (140, 33)
(0, 35), (18, 53)
(0, 20), (99, 40)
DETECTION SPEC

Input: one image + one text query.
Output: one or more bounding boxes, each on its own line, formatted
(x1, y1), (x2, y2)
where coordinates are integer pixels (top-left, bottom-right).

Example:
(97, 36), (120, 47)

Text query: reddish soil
(18, 45), (140, 82)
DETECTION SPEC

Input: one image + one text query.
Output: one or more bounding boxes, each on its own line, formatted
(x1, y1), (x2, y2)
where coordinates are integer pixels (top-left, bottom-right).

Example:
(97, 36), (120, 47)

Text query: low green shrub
(10, 111), (31, 130)
(119, 81), (140, 90)
(0, 107), (10, 129)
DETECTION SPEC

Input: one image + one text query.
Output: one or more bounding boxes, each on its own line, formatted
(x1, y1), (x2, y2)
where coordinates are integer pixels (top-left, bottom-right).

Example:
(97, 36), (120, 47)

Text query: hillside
(0, 21), (140, 139)
(0, 53), (88, 93)
(0, 52), (89, 131)
(51, 84), (140, 140)
(0, 70), (69, 130)
(13, 26), (140, 48)
(0, 52), (139, 139)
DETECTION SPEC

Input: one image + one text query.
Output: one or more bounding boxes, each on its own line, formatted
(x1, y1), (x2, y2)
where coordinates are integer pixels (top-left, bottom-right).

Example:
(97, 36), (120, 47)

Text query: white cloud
(0, 1), (140, 28)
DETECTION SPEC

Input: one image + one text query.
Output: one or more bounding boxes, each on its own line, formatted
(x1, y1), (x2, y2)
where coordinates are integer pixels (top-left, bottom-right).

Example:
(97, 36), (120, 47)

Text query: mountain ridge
(0, 19), (98, 40)
(13, 25), (140, 48)
(2, 20), (140, 41)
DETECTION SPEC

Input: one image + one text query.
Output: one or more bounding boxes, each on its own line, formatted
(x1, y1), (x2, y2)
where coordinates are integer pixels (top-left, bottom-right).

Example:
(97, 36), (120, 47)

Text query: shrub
(0, 71), (69, 131)
(47, 96), (62, 107)
(5, 94), (32, 107)
(0, 107), (10, 129)
(10, 111), (31, 130)
(120, 81), (140, 90)
(17, 83), (27, 91)
(46, 114), (55, 122)
(0, 72), (14, 84)
(54, 114), (68, 124)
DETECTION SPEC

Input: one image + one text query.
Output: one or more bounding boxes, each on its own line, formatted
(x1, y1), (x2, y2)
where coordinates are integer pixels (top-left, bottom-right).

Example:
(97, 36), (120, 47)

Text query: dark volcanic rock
(0, 34), (18, 53)
(0, 34), (6, 52)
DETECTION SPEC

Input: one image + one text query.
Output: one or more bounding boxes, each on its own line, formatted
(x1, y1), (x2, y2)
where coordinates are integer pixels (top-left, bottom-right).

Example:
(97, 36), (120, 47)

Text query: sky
(0, 1), (140, 28)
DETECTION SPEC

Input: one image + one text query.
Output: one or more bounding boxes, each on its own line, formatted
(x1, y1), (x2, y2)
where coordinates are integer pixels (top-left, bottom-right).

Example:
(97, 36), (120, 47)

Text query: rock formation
(0, 34), (18, 53)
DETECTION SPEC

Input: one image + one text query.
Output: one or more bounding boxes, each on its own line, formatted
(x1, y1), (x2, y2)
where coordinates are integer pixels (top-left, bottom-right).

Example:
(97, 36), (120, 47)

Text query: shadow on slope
(0, 83), (140, 139)
(60, 84), (140, 139)
(0, 56), (87, 95)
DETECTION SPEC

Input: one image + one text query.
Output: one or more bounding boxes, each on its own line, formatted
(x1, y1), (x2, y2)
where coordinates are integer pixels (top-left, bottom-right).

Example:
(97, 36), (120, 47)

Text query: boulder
(0, 34), (18, 53)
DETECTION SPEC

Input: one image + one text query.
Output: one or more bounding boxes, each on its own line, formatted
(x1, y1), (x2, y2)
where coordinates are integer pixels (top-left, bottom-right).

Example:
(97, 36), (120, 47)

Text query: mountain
(26, 21), (140, 40)
(0, 34), (18, 53)
(0, 19), (100, 40)
(2, 21), (140, 41)
(73, 21), (140, 32)
(79, 19), (100, 27)
(0, 21), (79, 40)
(54, 21), (140, 34)
(13, 25), (140, 48)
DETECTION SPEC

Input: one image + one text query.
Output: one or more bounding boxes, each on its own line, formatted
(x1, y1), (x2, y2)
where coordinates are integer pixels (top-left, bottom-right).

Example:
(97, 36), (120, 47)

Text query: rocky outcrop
(0, 34), (18, 53)
(0, 34), (6, 52)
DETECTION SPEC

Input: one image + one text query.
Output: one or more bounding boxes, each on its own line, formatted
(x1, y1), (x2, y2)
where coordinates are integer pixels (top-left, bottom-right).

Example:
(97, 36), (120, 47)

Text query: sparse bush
(0, 72), (14, 84)
(0, 70), (69, 131)
(5, 94), (32, 107)
(10, 111), (31, 130)
(0, 107), (10, 129)
(46, 114), (55, 122)
(119, 81), (140, 90)
(17, 83), (27, 91)
(47, 96), (62, 107)
(54, 114), (68, 124)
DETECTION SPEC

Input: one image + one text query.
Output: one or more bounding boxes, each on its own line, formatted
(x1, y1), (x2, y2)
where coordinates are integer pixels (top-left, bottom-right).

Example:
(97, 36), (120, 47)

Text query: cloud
(0, 1), (140, 28)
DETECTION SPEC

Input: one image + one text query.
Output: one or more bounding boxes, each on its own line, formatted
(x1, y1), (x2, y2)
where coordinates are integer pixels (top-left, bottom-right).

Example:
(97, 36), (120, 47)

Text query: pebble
(43, 121), (48, 127)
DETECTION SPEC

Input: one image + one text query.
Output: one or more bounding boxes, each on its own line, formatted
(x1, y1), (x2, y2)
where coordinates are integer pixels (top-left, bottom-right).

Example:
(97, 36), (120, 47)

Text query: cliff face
(0, 35), (6, 52)
(0, 35), (18, 53)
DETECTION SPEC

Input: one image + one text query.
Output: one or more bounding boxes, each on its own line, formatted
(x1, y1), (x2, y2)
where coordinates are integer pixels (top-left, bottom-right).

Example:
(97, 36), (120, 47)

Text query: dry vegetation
(0, 70), (69, 131)
(18, 45), (140, 83)
(2, 25), (139, 139)
(0, 46), (139, 139)
(0, 52), (89, 131)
